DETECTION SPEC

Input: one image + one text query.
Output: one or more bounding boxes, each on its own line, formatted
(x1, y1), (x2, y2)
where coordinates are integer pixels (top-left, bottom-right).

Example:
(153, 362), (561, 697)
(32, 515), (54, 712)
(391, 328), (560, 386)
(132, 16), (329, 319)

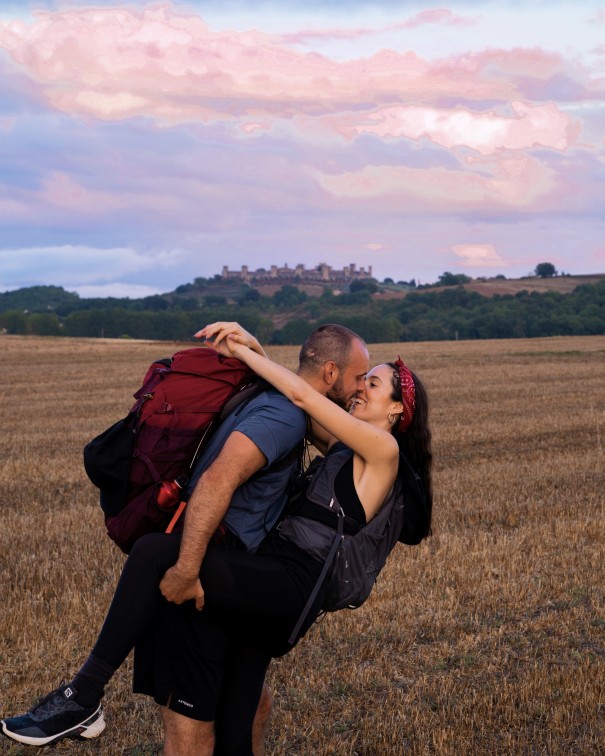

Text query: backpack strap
(287, 506), (344, 646)
(132, 360), (171, 413)
(294, 498), (362, 535)
(165, 500), (188, 534)
(217, 378), (271, 422)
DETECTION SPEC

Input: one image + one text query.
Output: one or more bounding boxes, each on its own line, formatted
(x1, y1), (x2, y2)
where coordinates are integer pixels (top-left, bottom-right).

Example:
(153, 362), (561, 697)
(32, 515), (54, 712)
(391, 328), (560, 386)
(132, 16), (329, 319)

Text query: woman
(1, 322), (432, 752)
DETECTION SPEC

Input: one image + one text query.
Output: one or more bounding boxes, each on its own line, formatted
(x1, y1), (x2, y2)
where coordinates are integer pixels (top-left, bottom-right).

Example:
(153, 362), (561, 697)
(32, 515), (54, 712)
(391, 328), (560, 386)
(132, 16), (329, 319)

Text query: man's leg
(139, 600), (227, 755)
(213, 635), (272, 756)
(161, 685), (271, 756)
(161, 707), (214, 756)
(251, 685), (273, 756)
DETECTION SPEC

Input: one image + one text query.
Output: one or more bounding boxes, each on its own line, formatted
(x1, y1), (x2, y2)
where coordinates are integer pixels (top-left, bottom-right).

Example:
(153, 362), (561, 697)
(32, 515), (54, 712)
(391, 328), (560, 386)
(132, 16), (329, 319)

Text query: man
(0, 323), (368, 754)
(140, 323), (370, 754)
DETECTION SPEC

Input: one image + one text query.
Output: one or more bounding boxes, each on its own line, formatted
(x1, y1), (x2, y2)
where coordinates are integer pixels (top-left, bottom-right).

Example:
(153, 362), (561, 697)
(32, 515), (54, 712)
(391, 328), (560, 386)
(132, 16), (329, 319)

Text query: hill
(1, 274), (604, 343)
(373, 273), (605, 301)
(428, 273), (605, 297)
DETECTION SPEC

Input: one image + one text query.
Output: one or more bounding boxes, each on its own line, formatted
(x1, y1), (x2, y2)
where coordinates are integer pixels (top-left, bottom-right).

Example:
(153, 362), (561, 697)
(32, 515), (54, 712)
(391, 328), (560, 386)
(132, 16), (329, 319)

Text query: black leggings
(92, 532), (315, 666)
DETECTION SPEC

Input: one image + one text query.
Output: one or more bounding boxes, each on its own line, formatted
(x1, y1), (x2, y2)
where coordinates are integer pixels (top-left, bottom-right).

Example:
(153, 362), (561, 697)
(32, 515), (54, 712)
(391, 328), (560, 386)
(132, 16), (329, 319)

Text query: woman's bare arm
(200, 327), (398, 468)
(199, 321), (399, 519)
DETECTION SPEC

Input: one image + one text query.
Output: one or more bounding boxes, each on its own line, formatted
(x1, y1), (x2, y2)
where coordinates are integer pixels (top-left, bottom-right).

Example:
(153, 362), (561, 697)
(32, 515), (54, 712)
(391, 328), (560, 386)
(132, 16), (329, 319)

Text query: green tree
(337, 290), (372, 306)
(272, 285), (307, 308)
(0, 309), (29, 334)
(204, 295), (227, 307)
(139, 295), (169, 311)
(437, 272), (472, 286)
(29, 313), (61, 336)
(535, 262), (557, 278)
(273, 318), (313, 345)
(177, 297), (200, 312)
(239, 288), (261, 305)
(350, 279), (378, 294)
(0, 285), (79, 314)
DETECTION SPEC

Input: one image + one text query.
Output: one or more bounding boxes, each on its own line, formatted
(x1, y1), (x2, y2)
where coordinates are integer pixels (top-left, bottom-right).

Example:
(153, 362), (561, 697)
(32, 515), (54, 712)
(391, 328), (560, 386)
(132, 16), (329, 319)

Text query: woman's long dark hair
(387, 363), (433, 537)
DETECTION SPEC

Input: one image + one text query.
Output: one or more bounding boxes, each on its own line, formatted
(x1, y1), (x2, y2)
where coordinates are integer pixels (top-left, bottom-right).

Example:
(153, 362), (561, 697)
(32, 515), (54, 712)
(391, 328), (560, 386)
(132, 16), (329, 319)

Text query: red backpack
(83, 347), (259, 553)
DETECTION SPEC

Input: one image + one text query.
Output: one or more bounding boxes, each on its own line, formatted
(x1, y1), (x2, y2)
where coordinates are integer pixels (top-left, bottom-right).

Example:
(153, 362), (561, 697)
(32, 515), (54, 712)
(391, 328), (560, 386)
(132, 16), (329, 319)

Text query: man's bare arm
(159, 430), (266, 608)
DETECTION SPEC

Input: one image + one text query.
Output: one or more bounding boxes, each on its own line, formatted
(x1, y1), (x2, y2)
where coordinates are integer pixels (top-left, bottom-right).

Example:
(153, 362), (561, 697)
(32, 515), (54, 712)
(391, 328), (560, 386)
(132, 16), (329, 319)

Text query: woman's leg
(70, 532), (182, 705)
(200, 547), (308, 628)
(1, 533), (182, 747)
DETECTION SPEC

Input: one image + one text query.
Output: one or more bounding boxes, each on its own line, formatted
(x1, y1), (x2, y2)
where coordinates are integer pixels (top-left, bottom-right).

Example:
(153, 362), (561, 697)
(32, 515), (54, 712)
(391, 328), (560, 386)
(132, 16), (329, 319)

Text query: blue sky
(0, 0), (604, 297)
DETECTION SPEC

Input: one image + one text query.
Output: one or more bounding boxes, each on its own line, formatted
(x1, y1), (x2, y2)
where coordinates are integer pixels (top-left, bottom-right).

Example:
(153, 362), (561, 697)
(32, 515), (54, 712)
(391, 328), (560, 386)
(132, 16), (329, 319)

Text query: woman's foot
(1, 683), (105, 746)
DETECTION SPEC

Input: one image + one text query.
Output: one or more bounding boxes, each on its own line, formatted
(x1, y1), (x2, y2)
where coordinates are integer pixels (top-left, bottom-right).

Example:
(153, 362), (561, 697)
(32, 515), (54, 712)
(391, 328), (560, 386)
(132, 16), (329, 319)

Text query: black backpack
(279, 445), (429, 645)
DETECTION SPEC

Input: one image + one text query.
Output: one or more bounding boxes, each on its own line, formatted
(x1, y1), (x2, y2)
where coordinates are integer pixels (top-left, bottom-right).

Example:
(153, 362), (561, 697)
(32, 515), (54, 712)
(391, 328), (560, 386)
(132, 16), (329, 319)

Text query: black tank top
(333, 454), (366, 525)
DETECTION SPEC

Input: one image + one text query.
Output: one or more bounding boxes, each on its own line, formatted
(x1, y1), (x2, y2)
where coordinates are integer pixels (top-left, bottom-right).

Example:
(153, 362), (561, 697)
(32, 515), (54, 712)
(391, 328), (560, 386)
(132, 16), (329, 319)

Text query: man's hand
(160, 564), (205, 610)
(161, 432), (266, 615)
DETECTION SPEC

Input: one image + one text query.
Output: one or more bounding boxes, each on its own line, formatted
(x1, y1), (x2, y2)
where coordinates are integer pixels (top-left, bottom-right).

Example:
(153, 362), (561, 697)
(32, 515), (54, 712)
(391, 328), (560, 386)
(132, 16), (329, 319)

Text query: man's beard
(326, 375), (349, 409)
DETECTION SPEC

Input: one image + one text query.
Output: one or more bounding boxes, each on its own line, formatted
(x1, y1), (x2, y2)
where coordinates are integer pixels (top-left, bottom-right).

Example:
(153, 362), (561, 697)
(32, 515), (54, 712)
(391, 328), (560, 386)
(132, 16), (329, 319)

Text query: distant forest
(1, 276), (604, 344)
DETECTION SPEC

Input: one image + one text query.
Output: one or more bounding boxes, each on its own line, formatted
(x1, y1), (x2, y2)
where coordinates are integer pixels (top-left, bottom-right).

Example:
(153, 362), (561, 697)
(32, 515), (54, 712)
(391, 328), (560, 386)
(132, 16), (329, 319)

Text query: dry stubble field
(0, 334), (604, 756)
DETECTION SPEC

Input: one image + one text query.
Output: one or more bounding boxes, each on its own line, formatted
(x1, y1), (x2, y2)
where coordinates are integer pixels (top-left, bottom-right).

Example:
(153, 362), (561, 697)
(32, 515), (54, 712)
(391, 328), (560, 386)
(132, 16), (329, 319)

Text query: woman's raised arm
(198, 323), (398, 467)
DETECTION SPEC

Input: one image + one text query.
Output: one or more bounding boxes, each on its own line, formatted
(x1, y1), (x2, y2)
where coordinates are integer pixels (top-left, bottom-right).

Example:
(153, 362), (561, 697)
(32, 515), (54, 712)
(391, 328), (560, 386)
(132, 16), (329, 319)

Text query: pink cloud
(0, 3), (601, 241)
(280, 8), (477, 44)
(239, 121), (271, 134)
(314, 154), (556, 208)
(401, 8), (478, 29)
(342, 101), (579, 155)
(432, 47), (567, 86)
(0, 6), (588, 128)
(0, 194), (27, 218)
(40, 172), (123, 214)
(451, 244), (506, 268)
(1, 159), (300, 234)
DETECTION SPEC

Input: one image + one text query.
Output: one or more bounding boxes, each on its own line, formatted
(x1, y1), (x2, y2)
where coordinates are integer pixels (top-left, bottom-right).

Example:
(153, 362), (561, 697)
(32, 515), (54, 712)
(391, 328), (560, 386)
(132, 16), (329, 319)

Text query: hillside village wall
(221, 262), (373, 284)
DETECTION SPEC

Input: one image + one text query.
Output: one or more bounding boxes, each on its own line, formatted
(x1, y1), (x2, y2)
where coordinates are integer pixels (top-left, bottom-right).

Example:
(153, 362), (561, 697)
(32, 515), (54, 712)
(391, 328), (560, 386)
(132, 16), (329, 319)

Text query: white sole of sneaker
(1, 707), (106, 746)
(78, 709), (106, 740)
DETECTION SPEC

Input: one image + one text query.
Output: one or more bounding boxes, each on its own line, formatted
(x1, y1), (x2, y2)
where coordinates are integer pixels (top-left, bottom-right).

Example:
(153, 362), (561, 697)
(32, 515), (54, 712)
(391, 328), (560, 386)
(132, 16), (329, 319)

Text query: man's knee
(161, 705), (215, 756)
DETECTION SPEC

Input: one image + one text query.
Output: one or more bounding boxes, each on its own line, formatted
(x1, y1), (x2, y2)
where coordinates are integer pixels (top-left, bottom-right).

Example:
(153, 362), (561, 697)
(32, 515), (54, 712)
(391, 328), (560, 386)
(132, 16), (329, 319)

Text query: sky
(0, 1), (604, 298)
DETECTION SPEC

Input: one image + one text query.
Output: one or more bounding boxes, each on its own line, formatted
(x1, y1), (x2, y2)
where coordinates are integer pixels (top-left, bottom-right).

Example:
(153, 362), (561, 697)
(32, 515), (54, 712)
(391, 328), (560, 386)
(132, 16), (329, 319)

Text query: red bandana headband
(394, 356), (415, 432)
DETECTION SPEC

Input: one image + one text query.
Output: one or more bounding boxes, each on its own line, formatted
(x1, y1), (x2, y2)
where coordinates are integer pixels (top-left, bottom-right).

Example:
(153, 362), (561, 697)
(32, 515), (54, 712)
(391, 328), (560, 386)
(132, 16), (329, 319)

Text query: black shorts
(131, 536), (324, 724)
(133, 598), (230, 721)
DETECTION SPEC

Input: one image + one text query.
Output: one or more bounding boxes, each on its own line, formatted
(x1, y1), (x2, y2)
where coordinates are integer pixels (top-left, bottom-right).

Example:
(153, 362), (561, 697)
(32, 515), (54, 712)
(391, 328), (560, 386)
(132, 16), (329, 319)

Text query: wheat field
(0, 334), (604, 755)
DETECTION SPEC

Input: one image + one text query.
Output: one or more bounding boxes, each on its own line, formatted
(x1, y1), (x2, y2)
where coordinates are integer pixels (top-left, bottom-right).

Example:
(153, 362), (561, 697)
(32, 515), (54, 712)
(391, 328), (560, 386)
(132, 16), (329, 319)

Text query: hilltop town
(221, 262), (373, 284)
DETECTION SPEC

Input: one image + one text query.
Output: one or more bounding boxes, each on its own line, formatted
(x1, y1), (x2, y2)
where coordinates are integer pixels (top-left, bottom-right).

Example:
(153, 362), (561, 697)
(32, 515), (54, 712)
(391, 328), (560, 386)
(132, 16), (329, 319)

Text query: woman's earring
(388, 413), (395, 424)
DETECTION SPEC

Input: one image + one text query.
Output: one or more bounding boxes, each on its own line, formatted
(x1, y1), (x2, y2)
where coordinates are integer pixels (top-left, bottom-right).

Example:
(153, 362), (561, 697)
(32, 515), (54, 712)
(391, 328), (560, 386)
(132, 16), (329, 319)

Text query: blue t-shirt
(185, 388), (306, 552)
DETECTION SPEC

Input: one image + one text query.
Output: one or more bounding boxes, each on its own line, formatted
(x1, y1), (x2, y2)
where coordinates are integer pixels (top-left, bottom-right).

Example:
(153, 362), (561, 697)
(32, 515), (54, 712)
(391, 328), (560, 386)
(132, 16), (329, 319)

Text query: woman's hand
(195, 322), (268, 358)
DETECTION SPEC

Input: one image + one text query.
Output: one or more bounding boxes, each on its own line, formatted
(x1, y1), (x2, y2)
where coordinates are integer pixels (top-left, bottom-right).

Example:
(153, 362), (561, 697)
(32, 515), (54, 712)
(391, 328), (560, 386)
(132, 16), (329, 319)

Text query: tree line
(1, 279), (603, 344)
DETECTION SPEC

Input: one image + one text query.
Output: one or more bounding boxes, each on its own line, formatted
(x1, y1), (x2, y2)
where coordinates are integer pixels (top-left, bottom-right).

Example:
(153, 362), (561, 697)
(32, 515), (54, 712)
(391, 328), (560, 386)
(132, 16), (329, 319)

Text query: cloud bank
(0, 2), (603, 295)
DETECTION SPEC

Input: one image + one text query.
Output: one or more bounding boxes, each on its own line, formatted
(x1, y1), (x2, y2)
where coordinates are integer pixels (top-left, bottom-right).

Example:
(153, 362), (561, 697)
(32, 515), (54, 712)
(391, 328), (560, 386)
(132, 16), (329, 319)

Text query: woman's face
(349, 363), (402, 426)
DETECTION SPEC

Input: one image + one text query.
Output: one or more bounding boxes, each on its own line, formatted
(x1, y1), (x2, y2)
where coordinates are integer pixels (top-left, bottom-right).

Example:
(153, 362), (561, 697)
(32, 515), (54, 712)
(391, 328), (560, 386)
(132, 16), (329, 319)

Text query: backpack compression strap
(165, 500), (188, 534)
(287, 506), (345, 646)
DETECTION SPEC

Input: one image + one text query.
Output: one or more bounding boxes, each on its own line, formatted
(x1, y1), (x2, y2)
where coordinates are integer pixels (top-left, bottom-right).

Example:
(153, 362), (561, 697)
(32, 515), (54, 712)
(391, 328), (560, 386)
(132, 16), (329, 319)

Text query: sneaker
(1, 683), (105, 747)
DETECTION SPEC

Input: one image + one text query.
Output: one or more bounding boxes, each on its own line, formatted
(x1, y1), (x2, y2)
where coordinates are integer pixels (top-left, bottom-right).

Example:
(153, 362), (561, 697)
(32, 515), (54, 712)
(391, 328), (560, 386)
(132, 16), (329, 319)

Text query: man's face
(327, 339), (369, 409)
